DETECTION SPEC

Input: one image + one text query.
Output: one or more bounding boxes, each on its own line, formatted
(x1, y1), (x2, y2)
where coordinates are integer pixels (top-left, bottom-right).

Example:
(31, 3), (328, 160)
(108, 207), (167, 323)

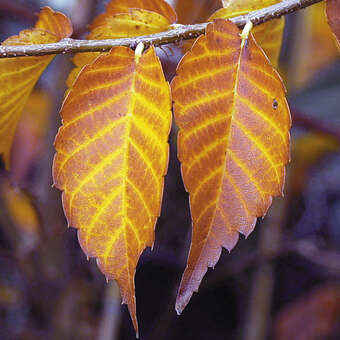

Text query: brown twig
(0, 0), (324, 58)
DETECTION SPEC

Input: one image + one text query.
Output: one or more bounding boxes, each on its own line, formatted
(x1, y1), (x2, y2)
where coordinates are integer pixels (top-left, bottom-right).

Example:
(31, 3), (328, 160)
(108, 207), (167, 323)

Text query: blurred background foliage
(0, 0), (340, 339)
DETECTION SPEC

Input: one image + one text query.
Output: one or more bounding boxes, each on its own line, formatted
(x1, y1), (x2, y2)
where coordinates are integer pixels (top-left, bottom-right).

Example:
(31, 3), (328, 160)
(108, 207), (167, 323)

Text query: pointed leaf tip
(172, 19), (291, 312)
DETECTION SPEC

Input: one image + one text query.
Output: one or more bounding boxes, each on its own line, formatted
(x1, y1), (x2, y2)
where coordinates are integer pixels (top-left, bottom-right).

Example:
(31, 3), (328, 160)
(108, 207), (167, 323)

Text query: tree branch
(0, 0), (323, 58)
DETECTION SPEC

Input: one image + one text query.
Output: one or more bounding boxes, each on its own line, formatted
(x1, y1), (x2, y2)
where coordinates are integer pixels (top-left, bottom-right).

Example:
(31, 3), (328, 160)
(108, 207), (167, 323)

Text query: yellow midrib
(121, 59), (138, 292)
(194, 35), (244, 269)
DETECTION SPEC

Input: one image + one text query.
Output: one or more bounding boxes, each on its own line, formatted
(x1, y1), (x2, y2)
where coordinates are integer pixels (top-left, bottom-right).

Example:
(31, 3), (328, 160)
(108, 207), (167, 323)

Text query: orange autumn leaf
(209, 0), (284, 68)
(66, 0), (177, 88)
(326, 0), (340, 50)
(171, 19), (291, 313)
(90, 9), (172, 40)
(0, 7), (72, 169)
(53, 46), (172, 335)
(34, 7), (72, 38)
(91, 0), (177, 29)
(106, 0), (177, 21)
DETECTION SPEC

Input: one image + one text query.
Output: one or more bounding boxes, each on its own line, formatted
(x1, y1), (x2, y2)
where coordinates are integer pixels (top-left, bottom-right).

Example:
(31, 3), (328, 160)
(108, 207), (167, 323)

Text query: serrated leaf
(66, 0), (177, 88)
(209, 0), (284, 67)
(171, 19), (291, 313)
(326, 0), (340, 50)
(53, 46), (172, 335)
(0, 7), (72, 169)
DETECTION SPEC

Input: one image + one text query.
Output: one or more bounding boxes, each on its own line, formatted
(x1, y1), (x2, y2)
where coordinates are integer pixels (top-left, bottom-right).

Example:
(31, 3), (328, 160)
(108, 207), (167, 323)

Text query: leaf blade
(171, 19), (291, 313)
(89, 9), (172, 40)
(53, 46), (172, 335)
(92, 0), (177, 28)
(0, 7), (72, 169)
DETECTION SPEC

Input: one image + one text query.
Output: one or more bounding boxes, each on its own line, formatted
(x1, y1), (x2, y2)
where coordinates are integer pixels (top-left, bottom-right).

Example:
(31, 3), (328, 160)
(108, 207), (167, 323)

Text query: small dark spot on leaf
(273, 99), (278, 110)
(135, 25), (140, 30)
